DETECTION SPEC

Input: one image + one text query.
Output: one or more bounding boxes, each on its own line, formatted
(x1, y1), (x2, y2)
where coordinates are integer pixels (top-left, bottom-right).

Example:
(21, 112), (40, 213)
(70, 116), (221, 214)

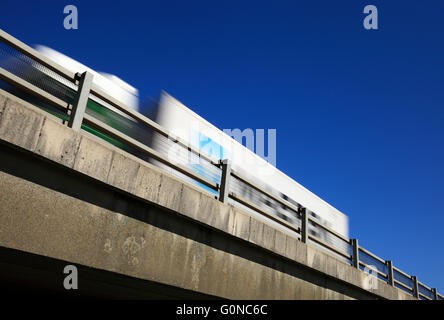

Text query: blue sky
(2, 1), (443, 292)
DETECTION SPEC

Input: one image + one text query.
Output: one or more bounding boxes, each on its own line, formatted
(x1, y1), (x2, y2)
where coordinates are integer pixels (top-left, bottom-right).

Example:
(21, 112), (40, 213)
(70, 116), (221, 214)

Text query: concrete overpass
(0, 89), (416, 299)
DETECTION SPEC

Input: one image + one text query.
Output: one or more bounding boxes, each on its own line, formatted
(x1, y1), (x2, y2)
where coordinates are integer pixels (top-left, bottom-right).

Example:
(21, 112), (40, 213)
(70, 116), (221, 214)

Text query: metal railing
(0, 28), (442, 300)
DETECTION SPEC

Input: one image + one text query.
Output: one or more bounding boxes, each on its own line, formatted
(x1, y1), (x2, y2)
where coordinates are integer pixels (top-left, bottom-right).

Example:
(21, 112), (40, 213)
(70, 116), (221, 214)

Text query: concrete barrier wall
(0, 90), (415, 300)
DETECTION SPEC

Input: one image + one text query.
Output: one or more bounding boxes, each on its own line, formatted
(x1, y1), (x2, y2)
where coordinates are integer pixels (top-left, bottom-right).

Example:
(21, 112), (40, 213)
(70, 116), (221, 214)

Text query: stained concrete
(0, 89), (416, 300)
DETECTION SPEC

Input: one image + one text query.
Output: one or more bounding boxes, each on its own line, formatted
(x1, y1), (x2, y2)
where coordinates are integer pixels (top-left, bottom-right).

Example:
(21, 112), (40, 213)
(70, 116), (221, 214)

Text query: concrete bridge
(0, 89), (416, 299)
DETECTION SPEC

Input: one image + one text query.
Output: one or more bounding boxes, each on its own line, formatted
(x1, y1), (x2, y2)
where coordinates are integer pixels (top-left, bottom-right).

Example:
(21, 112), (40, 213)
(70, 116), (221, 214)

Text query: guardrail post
(432, 288), (438, 300)
(68, 71), (93, 131)
(352, 239), (359, 269)
(386, 260), (394, 286)
(219, 159), (231, 203)
(300, 207), (308, 243)
(412, 276), (419, 298)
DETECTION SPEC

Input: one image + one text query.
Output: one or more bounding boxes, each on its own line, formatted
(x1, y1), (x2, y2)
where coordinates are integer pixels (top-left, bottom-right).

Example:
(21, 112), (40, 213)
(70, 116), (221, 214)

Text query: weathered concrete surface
(0, 94), (44, 151)
(35, 118), (82, 167)
(0, 89), (416, 300)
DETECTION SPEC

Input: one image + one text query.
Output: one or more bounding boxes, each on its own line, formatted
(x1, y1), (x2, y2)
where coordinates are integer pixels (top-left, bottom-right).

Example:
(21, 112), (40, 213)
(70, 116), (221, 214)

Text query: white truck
(148, 92), (349, 251)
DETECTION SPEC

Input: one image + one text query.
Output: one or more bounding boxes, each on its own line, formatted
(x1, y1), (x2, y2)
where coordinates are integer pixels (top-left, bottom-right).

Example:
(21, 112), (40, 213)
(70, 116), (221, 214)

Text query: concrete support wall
(0, 90), (415, 299)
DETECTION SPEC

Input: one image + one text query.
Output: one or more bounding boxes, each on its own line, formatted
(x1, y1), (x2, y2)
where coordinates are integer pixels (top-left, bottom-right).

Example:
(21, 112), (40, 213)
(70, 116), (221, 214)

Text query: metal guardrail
(0, 28), (442, 300)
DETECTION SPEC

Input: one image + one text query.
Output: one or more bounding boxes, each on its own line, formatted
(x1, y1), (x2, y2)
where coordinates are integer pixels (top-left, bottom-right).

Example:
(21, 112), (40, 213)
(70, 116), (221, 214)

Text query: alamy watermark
(63, 5), (78, 30)
(222, 128), (276, 167)
(164, 120), (277, 176)
(63, 264), (78, 290)
(363, 5), (378, 30)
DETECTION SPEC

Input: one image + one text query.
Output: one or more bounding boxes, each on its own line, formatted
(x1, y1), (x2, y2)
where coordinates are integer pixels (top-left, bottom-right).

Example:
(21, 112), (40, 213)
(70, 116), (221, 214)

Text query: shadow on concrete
(0, 246), (219, 299)
(0, 140), (378, 300)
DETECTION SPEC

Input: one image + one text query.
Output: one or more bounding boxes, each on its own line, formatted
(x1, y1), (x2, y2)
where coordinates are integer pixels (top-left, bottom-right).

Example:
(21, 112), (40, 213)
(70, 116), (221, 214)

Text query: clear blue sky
(2, 0), (443, 292)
